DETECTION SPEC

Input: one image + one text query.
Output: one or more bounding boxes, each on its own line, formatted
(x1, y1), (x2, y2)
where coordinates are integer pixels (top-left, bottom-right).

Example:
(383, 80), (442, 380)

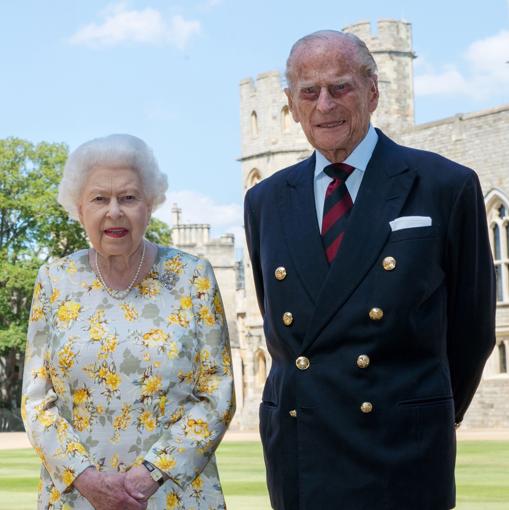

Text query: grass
(0, 441), (508, 510)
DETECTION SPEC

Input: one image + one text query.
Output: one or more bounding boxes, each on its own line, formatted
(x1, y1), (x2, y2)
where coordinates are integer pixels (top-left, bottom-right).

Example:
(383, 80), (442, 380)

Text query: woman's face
(78, 166), (151, 258)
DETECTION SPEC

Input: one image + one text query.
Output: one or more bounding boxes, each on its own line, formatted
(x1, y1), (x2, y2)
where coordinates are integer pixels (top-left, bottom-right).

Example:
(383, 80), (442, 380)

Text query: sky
(1, 0), (508, 256)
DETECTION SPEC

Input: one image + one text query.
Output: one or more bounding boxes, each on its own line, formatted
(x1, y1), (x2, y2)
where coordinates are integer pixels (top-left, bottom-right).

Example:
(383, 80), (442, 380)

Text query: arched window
(250, 111), (258, 138)
(486, 190), (509, 303)
(281, 106), (291, 133)
(499, 342), (507, 374)
(256, 350), (267, 386)
(246, 168), (262, 189)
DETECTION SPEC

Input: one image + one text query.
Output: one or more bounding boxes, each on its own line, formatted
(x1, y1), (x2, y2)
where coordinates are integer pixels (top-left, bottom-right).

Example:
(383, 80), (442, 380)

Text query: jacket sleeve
(21, 266), (93, 494)
(445, 171), (496, 423)
(144, 258), (235, 488)
(244, 188), (265, 316)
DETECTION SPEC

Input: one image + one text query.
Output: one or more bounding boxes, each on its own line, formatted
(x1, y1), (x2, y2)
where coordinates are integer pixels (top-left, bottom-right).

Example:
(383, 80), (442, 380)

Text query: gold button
(295, 356), (310, 370)
(357, 354), (370, 369)
(360, 402), (373, 413)
(289, 409), (297, 418)
(382, 256), (396, 271)
(282, 312), (293, 326)
(369, 307), (384, 321)
(275, 266), (287, 280)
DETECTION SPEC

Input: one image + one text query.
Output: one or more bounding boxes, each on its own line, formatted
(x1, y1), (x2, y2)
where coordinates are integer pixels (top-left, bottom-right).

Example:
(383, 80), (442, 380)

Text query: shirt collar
(314, 124), (378, 178)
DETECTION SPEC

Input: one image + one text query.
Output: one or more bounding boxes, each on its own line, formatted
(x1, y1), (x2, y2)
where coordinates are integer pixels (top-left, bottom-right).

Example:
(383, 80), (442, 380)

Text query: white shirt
(314, 124), (378, 231)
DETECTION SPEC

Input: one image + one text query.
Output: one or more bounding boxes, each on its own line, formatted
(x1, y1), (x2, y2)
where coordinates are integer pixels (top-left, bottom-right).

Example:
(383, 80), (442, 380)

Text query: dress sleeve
(144, 258), (236, 488)
(21, 265), (93, 494)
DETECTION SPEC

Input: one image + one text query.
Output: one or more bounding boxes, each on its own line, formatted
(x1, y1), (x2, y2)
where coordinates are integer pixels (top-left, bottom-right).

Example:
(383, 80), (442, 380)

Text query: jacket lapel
(278, 154), (329, 304)
(302, 131), (417, 351)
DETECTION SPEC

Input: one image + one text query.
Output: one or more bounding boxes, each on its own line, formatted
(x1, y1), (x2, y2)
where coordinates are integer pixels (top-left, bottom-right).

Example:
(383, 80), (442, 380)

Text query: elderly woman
(21, 134), (235, 510)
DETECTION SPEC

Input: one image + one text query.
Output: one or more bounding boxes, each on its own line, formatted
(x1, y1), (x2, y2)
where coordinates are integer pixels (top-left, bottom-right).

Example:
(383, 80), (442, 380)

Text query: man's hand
(124, 465), (160, 502)
(73, 467), (148, 510)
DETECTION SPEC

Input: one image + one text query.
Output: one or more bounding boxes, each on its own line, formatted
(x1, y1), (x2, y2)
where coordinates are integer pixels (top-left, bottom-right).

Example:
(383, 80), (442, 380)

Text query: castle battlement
(344, 19), (414, 54)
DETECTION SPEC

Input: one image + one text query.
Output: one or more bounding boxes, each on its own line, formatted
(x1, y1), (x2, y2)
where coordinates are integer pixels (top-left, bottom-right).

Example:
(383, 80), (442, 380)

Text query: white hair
(286, 30), (378, 90)
(58, 134), (168, 221)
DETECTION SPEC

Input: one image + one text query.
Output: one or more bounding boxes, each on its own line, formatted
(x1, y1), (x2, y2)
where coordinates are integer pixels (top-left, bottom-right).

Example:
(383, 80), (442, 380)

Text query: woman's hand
(73, 467), (148, 510)
(124, 465), (160, 502)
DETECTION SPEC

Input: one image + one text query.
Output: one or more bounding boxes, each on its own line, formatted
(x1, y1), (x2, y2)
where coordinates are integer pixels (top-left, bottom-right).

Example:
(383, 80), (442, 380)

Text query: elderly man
(244, 30), (496, 510)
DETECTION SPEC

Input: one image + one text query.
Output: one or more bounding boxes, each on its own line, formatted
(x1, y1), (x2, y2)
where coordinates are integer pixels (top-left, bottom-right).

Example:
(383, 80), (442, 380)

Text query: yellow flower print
(57, 343), (76, 373)
(199, 305), (215, 326)
(105, 371), (121, 391)
(178, 370), (194, 384)
(98, 366), (109, 379)
(33, 282), (42, 299)
(167, 342), (179, 360)
(197, 374), (219, 395)
(73, 387), (90, 405)
(62, 505), (72, 510)
(66, 260), (78, 274)
(137, 277), (160, 297)
(49, 486), (60, 504)
(120, 303), (138, 321)
(62, 468), (75, 486)
(91, 279), (102, 289)
(143, 328), (169, 344)
(56, 301), (81, 327)
(213, 291), (223, 315)
(138, 410), (156, 431)
(73, 408), (91, 432)
(155, 453), (176, 471)
(180, 295), (192, 309)
(99, 335), (118, 358)
(164, 256), (184, 275)
(96, 405), (104, 415)
(36, 408), (56, 428)
(167, 311), (189, 328)
(37, 479), (43, 494)
(49, 288), (60, 304)
(113, 404), (131, 432)
(49, 365), (66, 395)
(111, 453), (119, 469)
(142, 375), (162, 396)
(159, 395), (167, 415)
(89, 323), (106, 341)
(223, 349), (232, 375)
(32, 365), (47, 379)
(56, 418), (68, 441)
(194, 276), (210, 293)
(184, 418), (211, 440)
(166, 491), (180, 510)
(191, 475), (203, 490)
(66, 442), (86, 455)
(30, 306), (44, 322)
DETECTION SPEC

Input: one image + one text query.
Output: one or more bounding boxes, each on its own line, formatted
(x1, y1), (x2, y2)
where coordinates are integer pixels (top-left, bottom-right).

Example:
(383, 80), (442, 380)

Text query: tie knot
(324, 163), (355, 182)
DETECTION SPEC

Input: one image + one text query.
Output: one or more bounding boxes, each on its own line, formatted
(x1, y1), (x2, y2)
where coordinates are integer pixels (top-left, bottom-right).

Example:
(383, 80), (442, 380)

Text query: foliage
(146, 217), (172, 246)
(0, 138), (90, 410)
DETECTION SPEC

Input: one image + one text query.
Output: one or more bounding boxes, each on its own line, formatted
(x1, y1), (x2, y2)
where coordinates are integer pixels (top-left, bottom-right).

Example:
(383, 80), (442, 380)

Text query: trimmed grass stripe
(0, 441), (508, 509)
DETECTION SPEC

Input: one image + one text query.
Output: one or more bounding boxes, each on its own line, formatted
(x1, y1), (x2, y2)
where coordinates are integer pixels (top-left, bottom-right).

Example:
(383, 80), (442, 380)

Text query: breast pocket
(388, 225), (439, 243)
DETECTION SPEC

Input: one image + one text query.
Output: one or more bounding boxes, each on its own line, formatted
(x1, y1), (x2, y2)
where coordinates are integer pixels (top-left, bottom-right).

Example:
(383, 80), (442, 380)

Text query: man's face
(285, 38), (379, 163)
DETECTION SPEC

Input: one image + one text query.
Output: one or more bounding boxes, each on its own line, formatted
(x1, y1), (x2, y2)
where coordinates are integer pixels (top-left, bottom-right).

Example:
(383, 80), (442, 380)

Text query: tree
(0, 137), (171, 422)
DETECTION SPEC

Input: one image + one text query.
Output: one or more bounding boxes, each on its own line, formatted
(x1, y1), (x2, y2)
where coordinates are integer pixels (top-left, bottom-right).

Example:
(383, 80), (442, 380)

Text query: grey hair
(285, 30), (378, 89)
(58, 133), (168, 221)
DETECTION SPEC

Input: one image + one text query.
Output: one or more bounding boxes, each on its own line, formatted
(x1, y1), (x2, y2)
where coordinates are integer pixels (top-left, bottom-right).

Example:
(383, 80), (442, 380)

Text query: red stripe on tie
(321, 163), (355, 264)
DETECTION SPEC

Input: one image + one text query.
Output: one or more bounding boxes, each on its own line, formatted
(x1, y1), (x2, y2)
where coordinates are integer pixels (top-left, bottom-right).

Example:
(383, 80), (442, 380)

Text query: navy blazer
(244, 130), (496, 510)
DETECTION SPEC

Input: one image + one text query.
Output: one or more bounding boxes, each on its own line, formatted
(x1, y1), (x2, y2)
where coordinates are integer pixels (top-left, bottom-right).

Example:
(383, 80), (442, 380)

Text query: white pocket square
(389, 216), (432, 231)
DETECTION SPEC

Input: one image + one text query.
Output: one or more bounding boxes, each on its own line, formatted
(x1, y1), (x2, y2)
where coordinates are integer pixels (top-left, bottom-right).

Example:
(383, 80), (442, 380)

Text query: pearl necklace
(95, 241), (146, 300)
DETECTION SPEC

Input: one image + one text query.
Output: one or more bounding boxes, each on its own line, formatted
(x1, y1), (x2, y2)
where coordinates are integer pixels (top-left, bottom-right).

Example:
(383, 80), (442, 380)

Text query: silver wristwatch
(142, 460), (165, 486)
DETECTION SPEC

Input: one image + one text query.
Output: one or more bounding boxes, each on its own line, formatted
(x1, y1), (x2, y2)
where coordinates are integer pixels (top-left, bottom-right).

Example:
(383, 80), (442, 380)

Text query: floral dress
(21, 246), (235, 510)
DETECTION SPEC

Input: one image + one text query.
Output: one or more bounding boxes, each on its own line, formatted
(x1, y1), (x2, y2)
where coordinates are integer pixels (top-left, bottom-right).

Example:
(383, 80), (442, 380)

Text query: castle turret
(344, 19), (416, 135)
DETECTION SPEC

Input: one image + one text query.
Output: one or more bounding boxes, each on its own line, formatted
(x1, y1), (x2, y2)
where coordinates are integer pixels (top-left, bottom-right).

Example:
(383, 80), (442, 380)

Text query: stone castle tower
(237, 19), (509, 429)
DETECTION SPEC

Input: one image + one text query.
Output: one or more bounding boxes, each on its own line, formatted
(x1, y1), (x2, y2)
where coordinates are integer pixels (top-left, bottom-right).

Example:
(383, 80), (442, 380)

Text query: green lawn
(0, 441), (507, 510)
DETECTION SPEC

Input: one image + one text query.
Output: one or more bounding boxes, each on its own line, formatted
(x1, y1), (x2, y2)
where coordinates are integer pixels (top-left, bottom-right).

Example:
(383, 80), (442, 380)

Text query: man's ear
(368, 76), (379, 114)
(284, 88), (300, 123)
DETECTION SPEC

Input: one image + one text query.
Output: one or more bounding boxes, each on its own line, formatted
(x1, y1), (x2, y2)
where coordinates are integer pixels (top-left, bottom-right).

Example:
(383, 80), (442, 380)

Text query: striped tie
(321, 163), (355, 263)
